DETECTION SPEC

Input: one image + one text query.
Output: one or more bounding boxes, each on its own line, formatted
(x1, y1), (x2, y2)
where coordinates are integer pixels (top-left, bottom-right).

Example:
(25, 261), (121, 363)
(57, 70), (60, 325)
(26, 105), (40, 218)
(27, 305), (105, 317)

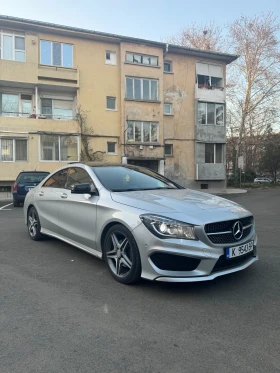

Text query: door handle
(39, 191), (44, 196)
(60, 193), (68, 199)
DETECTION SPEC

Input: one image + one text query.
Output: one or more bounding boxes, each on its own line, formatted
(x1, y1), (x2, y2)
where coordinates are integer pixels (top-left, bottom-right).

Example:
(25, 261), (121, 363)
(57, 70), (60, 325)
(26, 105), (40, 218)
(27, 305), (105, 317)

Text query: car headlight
(140, 214), (197, 240)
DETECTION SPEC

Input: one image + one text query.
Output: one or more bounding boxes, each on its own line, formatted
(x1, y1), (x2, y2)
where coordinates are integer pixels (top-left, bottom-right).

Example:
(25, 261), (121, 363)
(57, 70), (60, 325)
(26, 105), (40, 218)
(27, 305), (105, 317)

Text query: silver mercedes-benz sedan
(24, 163), (258, 284)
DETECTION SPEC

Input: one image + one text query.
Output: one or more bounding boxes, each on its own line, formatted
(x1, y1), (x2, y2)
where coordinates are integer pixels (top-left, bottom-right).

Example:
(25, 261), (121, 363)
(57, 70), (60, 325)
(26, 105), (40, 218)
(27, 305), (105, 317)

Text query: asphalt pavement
(0, 189), (279, 373)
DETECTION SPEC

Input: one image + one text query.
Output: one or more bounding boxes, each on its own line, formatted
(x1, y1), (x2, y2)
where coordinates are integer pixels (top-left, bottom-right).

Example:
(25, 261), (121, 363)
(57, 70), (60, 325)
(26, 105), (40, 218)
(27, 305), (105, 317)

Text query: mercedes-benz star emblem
(232, 221), (243, 240)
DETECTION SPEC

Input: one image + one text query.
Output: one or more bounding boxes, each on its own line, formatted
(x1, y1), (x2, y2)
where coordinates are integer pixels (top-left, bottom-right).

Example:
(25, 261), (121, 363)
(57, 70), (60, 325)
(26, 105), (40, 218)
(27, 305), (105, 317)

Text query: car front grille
(205, 216), (253, 244)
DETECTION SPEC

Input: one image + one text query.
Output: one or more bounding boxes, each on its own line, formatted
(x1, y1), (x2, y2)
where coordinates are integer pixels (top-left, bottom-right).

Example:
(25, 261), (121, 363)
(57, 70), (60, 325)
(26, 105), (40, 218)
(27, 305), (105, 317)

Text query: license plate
(226, 241), (254, 259)
(25, 186), (34, 192)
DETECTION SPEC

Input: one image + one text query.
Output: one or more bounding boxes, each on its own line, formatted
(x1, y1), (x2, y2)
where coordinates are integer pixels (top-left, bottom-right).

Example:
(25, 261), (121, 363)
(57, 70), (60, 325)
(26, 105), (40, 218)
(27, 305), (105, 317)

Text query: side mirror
(71, 183), (98, 195)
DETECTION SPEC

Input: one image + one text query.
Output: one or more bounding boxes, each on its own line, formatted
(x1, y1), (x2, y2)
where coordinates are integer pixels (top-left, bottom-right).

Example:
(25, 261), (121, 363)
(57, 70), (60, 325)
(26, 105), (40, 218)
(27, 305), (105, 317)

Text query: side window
(43, 169), (68, 188)
(65, 167), (94, 190)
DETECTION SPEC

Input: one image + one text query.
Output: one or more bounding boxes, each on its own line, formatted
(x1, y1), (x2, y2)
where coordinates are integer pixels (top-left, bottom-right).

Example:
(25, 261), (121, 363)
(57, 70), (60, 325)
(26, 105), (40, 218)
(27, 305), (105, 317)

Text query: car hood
(111, 189), (251, 225)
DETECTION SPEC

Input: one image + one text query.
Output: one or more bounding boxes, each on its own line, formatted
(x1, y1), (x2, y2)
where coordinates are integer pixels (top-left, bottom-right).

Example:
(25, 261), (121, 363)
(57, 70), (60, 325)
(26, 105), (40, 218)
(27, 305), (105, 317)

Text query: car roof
(68, 162), (121, 167)
(18, 171), (50, 173)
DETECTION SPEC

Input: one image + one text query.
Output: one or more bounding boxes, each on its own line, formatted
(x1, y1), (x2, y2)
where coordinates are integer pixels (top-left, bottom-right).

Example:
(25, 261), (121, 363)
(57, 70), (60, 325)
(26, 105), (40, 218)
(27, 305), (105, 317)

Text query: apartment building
(0, 15), (237, 193)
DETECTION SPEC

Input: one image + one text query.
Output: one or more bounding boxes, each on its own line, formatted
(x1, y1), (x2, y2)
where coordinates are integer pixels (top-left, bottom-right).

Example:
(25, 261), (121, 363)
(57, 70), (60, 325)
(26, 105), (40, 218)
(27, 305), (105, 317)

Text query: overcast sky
(2, 0), (280, 41)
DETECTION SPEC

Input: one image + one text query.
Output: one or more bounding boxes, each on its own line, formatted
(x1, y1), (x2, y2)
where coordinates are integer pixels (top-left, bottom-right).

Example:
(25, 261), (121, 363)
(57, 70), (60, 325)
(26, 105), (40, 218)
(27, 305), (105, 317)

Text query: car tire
(103, 224), (142, 285)
(13, 200), (20, 207)
(27, 206), (44, 241)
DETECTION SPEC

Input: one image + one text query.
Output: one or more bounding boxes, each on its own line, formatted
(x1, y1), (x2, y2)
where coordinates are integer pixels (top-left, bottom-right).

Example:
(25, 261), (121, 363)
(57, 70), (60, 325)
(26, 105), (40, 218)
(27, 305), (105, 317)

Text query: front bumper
(155, 256), (258, 282)
(132, 223), (258, 282)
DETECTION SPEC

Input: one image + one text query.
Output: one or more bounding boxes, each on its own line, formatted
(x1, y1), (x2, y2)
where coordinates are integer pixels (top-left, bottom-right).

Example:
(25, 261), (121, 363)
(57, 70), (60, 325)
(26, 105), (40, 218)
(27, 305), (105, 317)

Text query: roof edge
(0, 15), (238, 63)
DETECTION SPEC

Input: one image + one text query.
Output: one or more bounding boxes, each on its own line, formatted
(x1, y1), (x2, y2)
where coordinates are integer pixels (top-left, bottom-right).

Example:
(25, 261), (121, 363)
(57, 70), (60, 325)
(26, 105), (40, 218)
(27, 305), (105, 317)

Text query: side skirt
(40, 228), (102, 259)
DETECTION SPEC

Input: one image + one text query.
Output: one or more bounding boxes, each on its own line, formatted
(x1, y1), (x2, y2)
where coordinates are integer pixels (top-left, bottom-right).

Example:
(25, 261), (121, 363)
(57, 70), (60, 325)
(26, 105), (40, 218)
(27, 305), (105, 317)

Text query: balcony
(196, 124), (226, 142)
(196, 163), (226, 180)
(38, 65), (79, 88)
(0, 59), (38, 85)
(195, 84), (225, 102)
(0, 114), (79, 134)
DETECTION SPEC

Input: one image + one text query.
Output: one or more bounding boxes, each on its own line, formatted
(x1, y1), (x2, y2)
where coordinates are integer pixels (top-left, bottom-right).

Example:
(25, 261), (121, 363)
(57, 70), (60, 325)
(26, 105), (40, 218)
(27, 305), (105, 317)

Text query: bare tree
(227, 13), (280, 170)
(165, 21), (225, 52)
(165, 14), (280, 173)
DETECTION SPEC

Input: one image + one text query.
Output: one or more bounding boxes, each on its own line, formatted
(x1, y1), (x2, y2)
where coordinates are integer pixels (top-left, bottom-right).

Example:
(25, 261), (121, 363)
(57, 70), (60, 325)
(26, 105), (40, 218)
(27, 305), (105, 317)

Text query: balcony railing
(0, 112), (75, 120)
(197, 84), (224, 91)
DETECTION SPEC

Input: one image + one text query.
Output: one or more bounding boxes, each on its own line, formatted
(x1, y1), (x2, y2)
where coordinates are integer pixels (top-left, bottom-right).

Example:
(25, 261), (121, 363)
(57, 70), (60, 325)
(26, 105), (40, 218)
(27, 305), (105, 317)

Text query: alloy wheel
(106, 232), (133, 277)
(28, 210), (38, 237)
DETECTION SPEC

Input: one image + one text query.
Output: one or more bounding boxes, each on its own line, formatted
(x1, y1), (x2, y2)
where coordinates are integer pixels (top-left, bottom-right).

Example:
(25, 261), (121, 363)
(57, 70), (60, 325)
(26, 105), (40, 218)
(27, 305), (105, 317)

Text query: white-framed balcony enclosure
(0, 83), (77, 120)
(195, 62), (226, 102)
(195, 142), (226, 180)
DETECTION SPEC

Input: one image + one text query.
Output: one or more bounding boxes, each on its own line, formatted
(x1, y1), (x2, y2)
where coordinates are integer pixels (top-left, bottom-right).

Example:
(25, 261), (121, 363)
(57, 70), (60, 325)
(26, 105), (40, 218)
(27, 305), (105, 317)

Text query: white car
(254, 177), (272, 184)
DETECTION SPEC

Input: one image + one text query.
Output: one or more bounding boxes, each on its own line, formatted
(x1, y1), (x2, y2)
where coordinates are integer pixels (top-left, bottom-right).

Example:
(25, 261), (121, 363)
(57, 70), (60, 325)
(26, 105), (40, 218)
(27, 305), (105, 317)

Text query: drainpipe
(35, 85), (38, 117)
(163, 43), (169, 57)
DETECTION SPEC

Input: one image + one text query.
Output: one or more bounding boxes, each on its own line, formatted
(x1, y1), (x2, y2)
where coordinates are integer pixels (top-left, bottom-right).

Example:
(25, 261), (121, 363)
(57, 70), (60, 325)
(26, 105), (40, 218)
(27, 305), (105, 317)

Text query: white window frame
(105, 50), (117, 65)
(107, 141), (117, 155)
(0, 137), (28, 162)
(164, 144), (173, 156)
(40, 96), (74, 120)
(106, 96), (117, 111)
(0, 92), (33, 117)
(39, 135), (79, 162)
(40, 40), (73, 68)
(205, 143), (223, 164)
(126, 121), (159, 143)
(126, 77), (159, 101)
(164, 103), (173, 115)
(0, 31), (26, 62)
(125, 52), (158, 67)
(198, 102), (225, 126)
(196, 63), (223, 88)
(164, 60), (173, 73)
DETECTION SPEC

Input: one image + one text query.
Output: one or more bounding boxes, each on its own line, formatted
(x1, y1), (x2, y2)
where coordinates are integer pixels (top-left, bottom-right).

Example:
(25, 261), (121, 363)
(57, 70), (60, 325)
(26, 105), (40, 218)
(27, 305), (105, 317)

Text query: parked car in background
(23, 163), (258, 284)
(13, 171), (50, 207)
(253, 177), (272, 184)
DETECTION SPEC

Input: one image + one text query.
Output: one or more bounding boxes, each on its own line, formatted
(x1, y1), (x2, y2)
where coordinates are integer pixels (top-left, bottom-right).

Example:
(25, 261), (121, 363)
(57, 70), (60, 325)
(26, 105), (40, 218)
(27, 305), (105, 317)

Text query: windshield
(17, 172), (50, 183)
(92, 166), (182, 192)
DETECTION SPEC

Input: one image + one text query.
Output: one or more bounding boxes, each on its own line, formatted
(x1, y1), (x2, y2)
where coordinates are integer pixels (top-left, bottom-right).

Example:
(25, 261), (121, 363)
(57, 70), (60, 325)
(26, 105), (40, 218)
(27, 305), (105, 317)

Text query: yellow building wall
(0, 23), (122, 183)
(163, 53), (196, 181)
(120, 42), (164, 160)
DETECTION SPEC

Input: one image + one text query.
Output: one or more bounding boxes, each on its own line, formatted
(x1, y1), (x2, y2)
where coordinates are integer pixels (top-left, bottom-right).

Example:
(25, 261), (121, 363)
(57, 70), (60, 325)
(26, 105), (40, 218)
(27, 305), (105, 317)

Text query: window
(65, 168), (94, 189)
(126, 121), (158, 143)
(107, 142), (117, 154)
(126, 52), (158, 67)
(0, 138), (27, 161)
(205, 143), (223, 164)
(41, 98), (74, 120)
(164, 144), (173, 156)
(0, 93), (32, 117)
(40, 135), (78, 161)
(196, 63), (223, 89)
(164, 103), (172, 115)
(0, 31), (25, 62)
(40, 40), (73, 68)
(198, 102), (224, 125)
(164, 61), (172, 73)
(106, 97), (116, 110)
(105, 51), (116, 65)
(126, 78), (158, 101)
(43, 169), (68, 188)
